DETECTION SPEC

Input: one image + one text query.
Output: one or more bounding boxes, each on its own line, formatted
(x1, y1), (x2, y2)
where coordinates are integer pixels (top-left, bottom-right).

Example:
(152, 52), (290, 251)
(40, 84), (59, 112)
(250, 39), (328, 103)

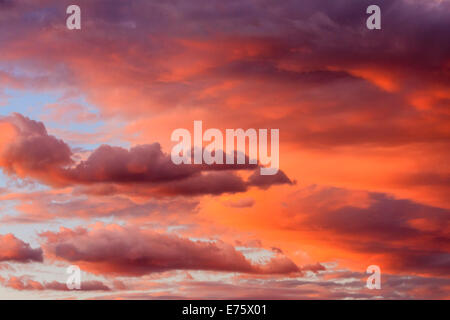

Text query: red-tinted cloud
(41, 225), (300, 276)
(90, 270), (450, 300)
(0, 276), (110, 291)
(0, 190), (200, 223)
(282, 186), (450, 276)
(44, 280), (110, 291)
(0, 0), (448, 300)
(0, 234), (43, 263)
(0, 114), (292, 196)
(1, 276), (44, 291)
(0, 113), (72, 185)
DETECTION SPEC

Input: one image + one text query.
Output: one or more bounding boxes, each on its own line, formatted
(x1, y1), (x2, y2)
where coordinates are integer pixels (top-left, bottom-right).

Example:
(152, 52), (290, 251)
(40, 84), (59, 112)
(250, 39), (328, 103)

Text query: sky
(0, 0), (449, 299)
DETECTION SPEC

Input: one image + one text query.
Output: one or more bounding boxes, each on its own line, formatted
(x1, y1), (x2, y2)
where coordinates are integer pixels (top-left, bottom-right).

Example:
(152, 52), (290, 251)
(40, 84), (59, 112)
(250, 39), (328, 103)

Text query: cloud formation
(0, 276), (110, 291)
(282, 186), (450, 276)
(0, 234), (43, 263)
(41, 225), (301, 276)
(0, 0), (448, 299)
(0, 113), (292, 196)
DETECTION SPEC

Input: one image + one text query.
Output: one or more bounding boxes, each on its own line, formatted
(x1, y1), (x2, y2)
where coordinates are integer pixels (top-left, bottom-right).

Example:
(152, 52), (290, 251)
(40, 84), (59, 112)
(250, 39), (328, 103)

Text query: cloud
(0, 189), (200, 223)
(283, 186), (450, 276)
(0, 113), (72, 185)
(41, 225), (300, 276)
(247, 170), (294, 189)
(1, 0), (449, 142)
(0, 113), (292, 196)
(1, 276), (44, 291)
(66, 144), (196, 184)
(0, 276), (110, 291)
(0, 234), (43, 263)
(44, 280), (111, 291)
(90, 270), (450, 300)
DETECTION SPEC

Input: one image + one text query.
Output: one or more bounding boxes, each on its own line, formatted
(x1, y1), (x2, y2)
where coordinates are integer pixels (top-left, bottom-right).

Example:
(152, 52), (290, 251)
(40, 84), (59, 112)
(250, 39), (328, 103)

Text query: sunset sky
(0, 0), (449, 299)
